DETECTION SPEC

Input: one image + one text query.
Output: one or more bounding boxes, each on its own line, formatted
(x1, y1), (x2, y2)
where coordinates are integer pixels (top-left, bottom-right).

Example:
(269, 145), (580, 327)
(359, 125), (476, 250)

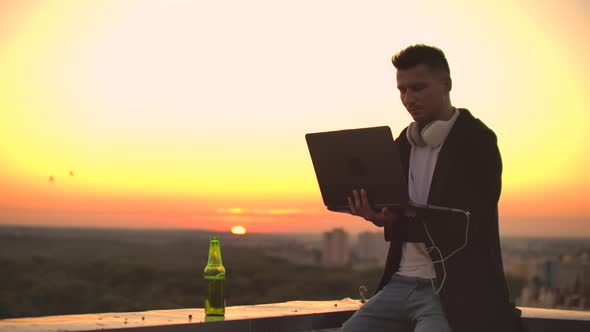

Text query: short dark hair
(391, 44), (450, 78)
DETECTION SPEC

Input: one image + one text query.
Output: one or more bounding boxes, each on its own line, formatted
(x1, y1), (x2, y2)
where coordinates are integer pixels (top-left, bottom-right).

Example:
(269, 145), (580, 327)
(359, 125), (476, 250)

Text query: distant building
(544, 260), (560, 289)
(323, 228), (350, 267)
(353, 231), (388, 269)
(518, 256), (590, 310)
(556, 261), (590, 294)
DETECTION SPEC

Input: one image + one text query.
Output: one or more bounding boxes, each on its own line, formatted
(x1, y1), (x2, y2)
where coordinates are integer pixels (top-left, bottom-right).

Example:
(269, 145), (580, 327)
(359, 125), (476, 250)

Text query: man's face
(396, 64), (450, 125)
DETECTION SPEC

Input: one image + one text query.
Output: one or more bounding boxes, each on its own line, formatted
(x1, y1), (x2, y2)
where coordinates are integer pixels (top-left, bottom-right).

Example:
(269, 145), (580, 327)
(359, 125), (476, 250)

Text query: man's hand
(347, 188), (397, 227)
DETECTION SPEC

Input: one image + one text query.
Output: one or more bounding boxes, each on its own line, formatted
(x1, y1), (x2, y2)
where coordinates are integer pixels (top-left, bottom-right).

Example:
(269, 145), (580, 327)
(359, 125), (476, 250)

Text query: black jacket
(377, 109), (523, 332)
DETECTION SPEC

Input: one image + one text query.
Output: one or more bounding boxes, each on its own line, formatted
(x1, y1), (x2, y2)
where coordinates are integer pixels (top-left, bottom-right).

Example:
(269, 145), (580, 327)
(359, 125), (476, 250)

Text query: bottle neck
(207, 238), (223, 266)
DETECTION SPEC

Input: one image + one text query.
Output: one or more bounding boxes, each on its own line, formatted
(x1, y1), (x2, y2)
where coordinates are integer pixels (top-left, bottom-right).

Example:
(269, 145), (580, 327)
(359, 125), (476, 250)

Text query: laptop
(305, 126), (409, 213)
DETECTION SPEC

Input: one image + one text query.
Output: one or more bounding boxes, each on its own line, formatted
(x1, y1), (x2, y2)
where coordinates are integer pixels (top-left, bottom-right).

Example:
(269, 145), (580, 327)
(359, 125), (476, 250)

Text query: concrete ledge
(520, 307), (590, 332)
(1, 300), (588, 332)
(94, 311), (354, 332)
(0, 300), (361, 332)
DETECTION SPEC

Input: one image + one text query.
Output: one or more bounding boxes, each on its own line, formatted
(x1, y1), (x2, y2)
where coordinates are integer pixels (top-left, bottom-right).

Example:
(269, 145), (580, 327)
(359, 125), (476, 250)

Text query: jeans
(341, 274), (452, 332)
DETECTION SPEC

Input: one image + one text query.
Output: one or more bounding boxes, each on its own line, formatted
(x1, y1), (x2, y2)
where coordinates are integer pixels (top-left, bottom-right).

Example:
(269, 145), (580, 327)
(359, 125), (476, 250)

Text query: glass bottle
(204, 236), (225, 316)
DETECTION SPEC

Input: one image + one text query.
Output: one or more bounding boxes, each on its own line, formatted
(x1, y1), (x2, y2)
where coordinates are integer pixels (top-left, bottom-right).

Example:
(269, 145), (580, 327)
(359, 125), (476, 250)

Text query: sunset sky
(0, 0), (588, 236)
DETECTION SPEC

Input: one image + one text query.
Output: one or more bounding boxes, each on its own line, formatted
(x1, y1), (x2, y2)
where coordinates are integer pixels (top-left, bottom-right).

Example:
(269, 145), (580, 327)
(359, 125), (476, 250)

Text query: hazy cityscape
(228, 228), (590, 311)
(197, 226), (590, 311)
(0, 225), (588, 319)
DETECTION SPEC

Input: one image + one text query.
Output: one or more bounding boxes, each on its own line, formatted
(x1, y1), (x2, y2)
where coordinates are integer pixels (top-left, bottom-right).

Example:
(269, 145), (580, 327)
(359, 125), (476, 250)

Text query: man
(341, 45), (522, 332)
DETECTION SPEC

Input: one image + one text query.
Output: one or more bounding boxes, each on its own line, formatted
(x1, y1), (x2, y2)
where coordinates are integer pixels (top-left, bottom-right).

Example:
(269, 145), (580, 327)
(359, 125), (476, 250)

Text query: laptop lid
(305, 126), (408, 213)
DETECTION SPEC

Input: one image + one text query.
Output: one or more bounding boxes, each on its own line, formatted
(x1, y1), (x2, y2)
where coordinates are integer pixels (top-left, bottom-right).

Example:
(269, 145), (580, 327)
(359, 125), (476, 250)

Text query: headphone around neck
(406, 108), (458, 147)
(406, 121), (448, 147)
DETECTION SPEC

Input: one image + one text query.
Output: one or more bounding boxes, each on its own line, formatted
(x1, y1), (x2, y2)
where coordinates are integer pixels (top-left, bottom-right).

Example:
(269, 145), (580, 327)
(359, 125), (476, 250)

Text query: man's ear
(445, 77), (452, 93)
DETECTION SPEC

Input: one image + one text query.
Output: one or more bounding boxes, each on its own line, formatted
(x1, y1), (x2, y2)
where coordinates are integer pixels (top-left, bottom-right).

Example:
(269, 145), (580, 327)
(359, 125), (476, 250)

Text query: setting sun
(231, 225), (247, 235)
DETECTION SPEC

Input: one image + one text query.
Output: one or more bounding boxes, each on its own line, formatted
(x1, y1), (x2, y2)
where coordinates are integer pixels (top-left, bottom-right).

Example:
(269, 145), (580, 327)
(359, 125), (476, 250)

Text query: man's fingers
(352, 190), (361, 209)
(360, 189), (376, 221)
(350, 189), (380, 222)
(347, 196), (357, 215)
(361, 188), (370, 207)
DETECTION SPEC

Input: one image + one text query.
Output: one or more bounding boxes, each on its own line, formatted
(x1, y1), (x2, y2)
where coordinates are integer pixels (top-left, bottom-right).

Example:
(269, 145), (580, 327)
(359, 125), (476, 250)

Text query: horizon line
(1, 223), (589, 239)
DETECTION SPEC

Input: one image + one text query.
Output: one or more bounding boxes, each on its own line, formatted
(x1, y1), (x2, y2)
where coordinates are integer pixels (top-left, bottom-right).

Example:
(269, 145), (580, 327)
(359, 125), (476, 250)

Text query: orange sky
(0, 0), (588, 236)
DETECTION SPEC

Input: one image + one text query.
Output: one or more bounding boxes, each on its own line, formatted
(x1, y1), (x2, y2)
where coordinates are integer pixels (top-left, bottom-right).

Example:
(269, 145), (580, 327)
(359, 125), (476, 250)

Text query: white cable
(425, 210), (470, 264)
(429, 246), (447, 295)
(422, 210), (470, 295)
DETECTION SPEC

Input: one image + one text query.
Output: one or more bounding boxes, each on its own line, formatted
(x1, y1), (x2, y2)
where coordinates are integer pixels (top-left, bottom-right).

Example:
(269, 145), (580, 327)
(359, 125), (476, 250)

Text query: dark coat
(377, 109), (523, 332)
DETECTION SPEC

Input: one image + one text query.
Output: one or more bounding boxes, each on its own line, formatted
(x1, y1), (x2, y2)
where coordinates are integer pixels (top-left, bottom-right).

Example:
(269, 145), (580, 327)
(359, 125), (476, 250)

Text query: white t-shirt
(396, 108), (460, 279)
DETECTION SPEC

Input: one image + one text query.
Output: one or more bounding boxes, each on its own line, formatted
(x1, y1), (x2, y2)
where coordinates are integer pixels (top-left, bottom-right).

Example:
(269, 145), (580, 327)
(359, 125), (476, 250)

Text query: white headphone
(406, 108), (458, 147)
(406, 121), (448, 147)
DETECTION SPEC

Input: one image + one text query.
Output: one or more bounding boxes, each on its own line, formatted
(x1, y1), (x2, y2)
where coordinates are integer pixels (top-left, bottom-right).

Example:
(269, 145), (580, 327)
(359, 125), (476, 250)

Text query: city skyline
(1, 0), (588, 235)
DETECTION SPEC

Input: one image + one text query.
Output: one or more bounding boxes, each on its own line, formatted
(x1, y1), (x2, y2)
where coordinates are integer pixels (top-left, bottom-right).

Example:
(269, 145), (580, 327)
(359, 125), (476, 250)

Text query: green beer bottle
(204, 236), (225, 316)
